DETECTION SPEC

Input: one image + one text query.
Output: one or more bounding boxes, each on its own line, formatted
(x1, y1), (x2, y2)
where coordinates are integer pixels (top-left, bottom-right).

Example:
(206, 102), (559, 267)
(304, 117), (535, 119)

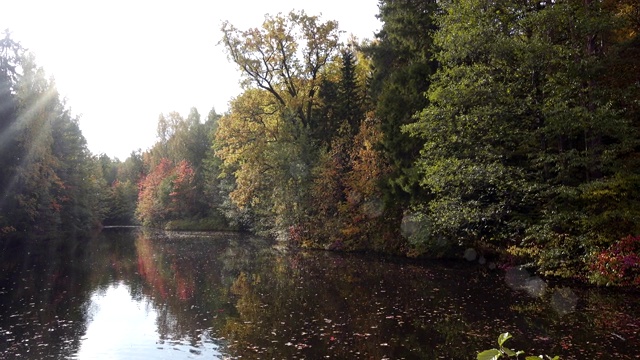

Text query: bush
(589, 235), (640, 286)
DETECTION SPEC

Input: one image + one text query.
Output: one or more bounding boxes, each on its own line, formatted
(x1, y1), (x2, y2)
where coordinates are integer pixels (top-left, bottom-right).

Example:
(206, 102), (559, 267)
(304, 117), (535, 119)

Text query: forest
(1, 0), (639, 286)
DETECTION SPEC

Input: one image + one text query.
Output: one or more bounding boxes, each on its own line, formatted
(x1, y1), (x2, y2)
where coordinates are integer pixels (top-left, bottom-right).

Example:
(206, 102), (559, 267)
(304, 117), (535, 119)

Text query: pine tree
(365, 0), (439, 202)
(337, 47), (364, 135)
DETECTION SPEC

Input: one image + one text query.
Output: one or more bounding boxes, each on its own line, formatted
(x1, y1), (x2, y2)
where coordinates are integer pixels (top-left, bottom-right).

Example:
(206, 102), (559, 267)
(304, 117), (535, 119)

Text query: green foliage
(400, 209), (461, 258)
(0, 34), (107, 236)
(337, 47), (365, 136)
(364, 0), (439, 203)
(405, 0), (640, 277)
(313, 47), (366, 143)
(149, 109), (210, 170)
(477, 332), (559, 360)
(405, 0), (536, 247)
(217, 12), (345, 237)
(104, 179), (138, 225)
(97, 151), (144, 226)
(214, 89), (314, 236)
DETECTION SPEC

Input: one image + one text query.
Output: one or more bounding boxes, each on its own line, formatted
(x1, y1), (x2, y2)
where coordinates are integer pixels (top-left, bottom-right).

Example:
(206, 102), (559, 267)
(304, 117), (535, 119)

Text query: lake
(1, 229), (638, 359)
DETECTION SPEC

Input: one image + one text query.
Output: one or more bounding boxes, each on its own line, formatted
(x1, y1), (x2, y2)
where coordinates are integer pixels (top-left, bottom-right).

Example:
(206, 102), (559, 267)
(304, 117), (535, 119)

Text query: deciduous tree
(221, 10), (340, 131)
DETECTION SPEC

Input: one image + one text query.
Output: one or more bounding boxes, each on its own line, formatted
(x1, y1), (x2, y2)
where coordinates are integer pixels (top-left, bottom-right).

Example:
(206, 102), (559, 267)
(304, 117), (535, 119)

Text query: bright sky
(76, 282), (222, 358)
(1, 1), (381, 160)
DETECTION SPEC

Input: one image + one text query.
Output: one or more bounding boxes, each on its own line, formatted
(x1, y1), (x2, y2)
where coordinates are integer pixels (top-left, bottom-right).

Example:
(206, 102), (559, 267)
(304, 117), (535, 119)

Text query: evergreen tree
(337, 47), (364, 135)
(0, 31), (23, 232)
(365, 0), (439, 202)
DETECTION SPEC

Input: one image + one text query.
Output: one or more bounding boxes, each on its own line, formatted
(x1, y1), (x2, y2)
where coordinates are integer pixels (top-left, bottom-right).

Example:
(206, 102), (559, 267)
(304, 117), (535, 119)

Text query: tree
(365, 0), (439, 202)
(136, 158), (197, 226)
(153, 108), (209, 170)
(221, 10), (340, 131)
(202, 108), (240, 224)
(337, 46), (365, 135)
(218, 11), (342, 236)
(97, 151), (144, 226)
(0, 31), (24, 232)
(214, 89), (314, 235)
(137, 158), (174, 226)
(138, 106), (222, 226)
(404, 0), (537, 247)
(1, 40), (106, 235)
(312, 45), (367, 144)
(518, 0), (640, 275)
(117, 150), (144, 185)
(341, 115), (396, 252)
(98, 153), (118, 185)
(406, 0), (640, 274)
(50, 106), (107, 233)
(104, 179), (137, 225)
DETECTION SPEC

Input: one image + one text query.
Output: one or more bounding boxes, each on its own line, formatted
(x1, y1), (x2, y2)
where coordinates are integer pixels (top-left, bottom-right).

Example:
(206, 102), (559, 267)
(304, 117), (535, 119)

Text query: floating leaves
(1, 231), (639, 359)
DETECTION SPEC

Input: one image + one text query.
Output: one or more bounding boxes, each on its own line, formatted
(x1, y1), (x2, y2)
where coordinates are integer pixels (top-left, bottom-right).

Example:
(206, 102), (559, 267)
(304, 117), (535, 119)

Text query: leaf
(477, 349), (502, 360)
(498, 332), (512, 347)
(525, 356), (542, 360)
(502, 347), (517, 357)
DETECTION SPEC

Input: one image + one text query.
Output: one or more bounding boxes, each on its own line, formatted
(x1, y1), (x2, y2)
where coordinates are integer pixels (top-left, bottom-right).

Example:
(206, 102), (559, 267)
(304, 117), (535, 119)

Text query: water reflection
(75, 282), (221, 359)
(0, 237), (91, 359)
(1, 229), (639, 359)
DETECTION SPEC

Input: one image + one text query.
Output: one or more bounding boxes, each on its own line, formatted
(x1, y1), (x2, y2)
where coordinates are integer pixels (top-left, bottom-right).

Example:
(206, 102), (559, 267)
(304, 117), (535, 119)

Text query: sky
(1, 0), (381, 160)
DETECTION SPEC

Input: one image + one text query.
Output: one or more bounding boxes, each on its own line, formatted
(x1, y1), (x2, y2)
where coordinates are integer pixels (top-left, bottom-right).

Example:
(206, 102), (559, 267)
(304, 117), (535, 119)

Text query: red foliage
(168, 160), (196, 216)
(590, 235), (640, 286)
(136, 158), (197, 225)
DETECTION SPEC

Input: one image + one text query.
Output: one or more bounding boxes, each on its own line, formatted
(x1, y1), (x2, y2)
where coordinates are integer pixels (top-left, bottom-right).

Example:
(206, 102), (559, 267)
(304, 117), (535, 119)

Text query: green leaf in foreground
(498, 332), (512, 347)
(477, 349), (502, 360)
(477, 332), (559, 359)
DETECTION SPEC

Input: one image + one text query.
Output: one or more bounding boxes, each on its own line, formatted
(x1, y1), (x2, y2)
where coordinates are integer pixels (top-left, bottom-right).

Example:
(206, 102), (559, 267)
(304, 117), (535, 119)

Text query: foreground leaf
(498, 332), (512, 347)
(477, 349), (502, 360)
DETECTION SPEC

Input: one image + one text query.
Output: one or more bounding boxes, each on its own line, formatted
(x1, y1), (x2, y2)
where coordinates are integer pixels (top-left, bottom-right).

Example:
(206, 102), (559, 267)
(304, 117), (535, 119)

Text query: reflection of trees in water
(213, 248), (640, 360)
(219, 251), (489, 359)
(0, 237), (93, 359)
(500, 282), (640, 359)
(10, 230), (631, 360)
(123, 230), (273, 345)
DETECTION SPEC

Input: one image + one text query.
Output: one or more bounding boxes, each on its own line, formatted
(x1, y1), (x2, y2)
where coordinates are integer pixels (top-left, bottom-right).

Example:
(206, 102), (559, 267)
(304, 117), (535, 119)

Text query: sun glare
(0, 1), (380, 159)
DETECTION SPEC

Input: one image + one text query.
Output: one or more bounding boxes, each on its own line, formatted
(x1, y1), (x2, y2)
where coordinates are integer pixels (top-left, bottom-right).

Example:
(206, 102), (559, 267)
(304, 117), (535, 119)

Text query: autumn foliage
(136, 158), (196, 226)
(590, 235), (640, 286)
(303, 117), (398, 252)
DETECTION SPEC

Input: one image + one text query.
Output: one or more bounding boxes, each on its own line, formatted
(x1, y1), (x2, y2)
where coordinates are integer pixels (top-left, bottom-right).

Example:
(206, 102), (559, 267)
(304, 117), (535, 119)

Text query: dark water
(0, 229), (638, 359)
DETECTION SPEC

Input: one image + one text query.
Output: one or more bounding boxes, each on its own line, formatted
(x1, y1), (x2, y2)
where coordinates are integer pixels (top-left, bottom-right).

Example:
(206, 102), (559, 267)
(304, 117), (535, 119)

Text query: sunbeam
(0, 82), (59, 219)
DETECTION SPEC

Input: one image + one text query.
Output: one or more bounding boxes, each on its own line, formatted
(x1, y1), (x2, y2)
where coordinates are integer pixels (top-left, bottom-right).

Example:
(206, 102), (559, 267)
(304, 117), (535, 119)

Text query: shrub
(589, 235), (640, 286)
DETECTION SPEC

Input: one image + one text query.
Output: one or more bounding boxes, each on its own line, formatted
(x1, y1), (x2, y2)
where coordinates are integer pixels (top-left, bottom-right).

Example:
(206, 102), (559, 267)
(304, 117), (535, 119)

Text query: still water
(1, 229), (638, 359)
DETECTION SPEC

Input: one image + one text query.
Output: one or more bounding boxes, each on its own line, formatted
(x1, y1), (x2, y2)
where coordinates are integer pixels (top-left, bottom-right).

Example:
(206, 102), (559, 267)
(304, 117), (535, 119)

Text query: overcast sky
(1, 0), (381, 159)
